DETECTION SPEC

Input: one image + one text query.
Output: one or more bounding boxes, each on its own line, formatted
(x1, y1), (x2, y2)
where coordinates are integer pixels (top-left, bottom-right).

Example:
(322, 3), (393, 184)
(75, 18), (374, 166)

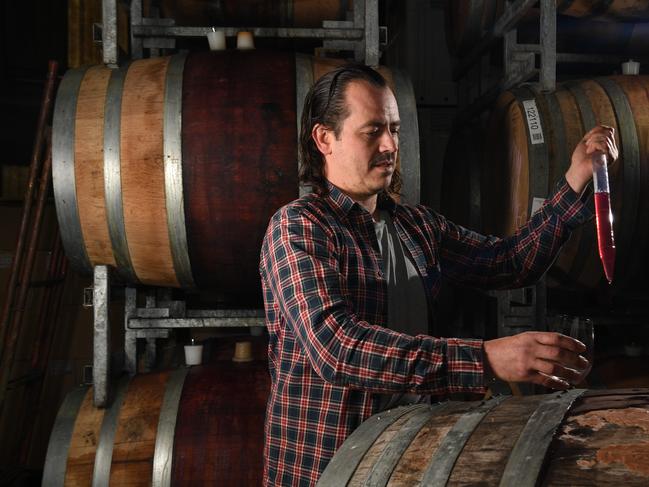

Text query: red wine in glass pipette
(592, 151), (616, 284)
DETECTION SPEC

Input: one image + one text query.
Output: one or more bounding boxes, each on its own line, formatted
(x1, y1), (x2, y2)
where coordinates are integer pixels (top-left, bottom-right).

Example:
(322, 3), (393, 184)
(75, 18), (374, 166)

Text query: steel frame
(91, 266), (265, 407)
(100, 0), (382, 66)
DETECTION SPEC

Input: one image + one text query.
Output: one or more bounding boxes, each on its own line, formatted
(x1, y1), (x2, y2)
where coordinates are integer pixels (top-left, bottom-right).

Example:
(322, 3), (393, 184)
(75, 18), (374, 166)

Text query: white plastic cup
(236, 31), (255, 50)
(622, 59), (640, 75)
(207, 29), (226, 51)
(184, 344), (203, 365)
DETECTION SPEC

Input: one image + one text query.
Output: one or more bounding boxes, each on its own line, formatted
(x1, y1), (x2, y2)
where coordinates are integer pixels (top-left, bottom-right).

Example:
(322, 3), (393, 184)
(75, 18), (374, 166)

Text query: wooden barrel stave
(43, 360), (270, 486)
(445, 395), (543, 486)
(181, 50), (298, 296)
(63, 388), (105, 485)
(318, 389), (649, 486)
(108, 373), (170, 485)
(172, 357), (271, 483)
(74, 65), (115, 267)
(543, 390), (649, 486)
(53, 51), (420, 302)
(121, 57), (179, 288)
(607, 76), (649, 291)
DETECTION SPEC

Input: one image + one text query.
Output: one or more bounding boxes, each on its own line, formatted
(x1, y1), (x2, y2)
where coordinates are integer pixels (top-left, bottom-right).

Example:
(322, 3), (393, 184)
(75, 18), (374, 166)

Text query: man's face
(322, 80), (400, 200)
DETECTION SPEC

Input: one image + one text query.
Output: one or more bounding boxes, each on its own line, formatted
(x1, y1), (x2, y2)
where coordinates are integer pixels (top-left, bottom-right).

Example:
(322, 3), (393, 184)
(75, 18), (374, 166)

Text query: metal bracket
(93, 265), (110, 407)
(124, 0), (382, 64)
(490, 277), (547, 338)
(102, 0), (118, 67)
(122, 286), (265, 376)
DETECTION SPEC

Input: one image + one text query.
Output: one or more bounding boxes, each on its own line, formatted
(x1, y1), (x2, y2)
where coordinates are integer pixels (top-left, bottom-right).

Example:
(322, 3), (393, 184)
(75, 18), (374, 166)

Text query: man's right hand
(483, 332), (590, 389)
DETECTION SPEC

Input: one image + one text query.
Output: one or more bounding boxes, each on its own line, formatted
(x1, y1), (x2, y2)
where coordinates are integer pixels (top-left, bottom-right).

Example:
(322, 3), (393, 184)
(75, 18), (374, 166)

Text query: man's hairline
(327, 80), (397, 139)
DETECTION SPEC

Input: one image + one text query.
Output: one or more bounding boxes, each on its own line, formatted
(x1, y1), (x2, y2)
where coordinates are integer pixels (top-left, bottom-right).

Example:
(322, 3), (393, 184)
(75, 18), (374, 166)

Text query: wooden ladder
(0, 60), (67, 467)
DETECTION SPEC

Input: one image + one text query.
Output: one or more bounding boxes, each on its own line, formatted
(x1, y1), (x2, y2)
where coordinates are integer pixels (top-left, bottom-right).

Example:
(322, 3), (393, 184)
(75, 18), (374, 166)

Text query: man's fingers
(533, 358), (585, 384)
(533, 371), (571, 390)
(584, 124), (614, 138)
(535, 343), (589, 371)
(580, 125), (618, 160)
(534, 332), (586, 353)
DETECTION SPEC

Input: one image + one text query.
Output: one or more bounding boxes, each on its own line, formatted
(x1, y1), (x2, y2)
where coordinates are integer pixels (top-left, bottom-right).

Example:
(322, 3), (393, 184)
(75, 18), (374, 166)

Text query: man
(259, 64), (617, 486)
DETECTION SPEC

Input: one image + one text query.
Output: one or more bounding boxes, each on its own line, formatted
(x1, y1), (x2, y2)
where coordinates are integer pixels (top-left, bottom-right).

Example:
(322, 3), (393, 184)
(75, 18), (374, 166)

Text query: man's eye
(391, 128), (400, 135)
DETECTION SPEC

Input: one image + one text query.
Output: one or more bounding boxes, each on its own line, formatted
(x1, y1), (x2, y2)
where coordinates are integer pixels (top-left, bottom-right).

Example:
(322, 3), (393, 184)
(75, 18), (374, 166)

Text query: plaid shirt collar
(324, 181), (398, 219)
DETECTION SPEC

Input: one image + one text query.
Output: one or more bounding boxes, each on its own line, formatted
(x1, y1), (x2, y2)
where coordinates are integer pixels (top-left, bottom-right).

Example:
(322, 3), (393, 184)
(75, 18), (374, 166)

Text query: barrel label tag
(523, 99), (544, 145)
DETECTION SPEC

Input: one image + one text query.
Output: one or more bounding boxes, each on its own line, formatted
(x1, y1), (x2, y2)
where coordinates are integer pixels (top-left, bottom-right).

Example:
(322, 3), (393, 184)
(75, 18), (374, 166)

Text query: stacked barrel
(42, 354), (270, 485)
(446, 0), (649, 57)
(52, 50), (420, 303)
(47, 6), (423, 485)
(443, 1), (649, 295)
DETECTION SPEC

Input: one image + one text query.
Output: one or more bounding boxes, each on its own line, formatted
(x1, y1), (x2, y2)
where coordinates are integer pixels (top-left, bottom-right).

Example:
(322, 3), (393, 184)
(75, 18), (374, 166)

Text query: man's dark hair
(298, 63), (402, 196)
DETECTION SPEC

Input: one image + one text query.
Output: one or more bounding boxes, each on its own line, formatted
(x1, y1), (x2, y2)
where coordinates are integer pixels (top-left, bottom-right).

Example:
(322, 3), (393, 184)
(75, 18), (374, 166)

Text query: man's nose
(379, 130), (398, 153)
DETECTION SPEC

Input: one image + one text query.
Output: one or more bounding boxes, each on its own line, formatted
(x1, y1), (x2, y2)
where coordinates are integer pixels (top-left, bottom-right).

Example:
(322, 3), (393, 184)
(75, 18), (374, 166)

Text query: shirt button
(376, 271), (383, 279)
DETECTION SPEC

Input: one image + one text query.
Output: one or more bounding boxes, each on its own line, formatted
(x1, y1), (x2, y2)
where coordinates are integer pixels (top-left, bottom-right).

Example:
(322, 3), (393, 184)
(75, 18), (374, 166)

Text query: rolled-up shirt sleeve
(437, 177), (593, 290)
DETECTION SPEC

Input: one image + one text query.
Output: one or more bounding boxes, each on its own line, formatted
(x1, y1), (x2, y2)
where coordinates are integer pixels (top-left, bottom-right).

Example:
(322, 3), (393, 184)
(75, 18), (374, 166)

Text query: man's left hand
(566, 125), (618, 194)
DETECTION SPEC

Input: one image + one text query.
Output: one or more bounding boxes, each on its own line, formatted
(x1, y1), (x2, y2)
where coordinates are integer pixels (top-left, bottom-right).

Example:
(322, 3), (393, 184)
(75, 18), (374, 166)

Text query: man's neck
(356, 195), (378, 219)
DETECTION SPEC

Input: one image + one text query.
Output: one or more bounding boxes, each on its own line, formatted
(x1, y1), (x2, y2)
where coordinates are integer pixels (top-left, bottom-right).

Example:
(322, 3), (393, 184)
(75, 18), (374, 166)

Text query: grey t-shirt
(373, 210), (429, 410)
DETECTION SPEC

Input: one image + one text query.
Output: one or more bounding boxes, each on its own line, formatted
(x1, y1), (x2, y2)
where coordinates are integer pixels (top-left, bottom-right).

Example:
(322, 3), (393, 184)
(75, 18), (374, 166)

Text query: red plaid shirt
(259, 179), (591, 486)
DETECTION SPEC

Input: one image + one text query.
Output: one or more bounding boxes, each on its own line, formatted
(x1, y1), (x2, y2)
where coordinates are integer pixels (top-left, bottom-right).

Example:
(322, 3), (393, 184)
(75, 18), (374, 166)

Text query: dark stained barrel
(42, 359), (270, 486)
(318, 388), (649, 486)
(445, 1), (649, 56)
(444, 0), (504, 56)
(152, 0), (351, 28)
(480, 76), (649, 293)
(558, 0), (649, 20)
(518, 10), (649, 56)
(52, 51), (420, 301)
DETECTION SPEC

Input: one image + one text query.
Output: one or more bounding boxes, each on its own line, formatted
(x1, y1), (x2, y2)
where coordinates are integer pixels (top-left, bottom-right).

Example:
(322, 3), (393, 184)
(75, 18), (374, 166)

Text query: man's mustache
(371, 155), (395, 166)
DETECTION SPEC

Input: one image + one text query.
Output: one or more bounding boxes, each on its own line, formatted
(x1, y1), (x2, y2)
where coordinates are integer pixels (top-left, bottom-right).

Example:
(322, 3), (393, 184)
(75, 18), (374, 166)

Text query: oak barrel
(518, 10), (649, 57)
(42, 359), (270, 486)
(444, 0), (504, 56)
(318, 388), (649, 486)
(481, 77), (649, 292)
(52, 50), (420, 299)
(445, 1), (649, 56)
(558, 0), (649, 20)
(152, 0), (351, 27)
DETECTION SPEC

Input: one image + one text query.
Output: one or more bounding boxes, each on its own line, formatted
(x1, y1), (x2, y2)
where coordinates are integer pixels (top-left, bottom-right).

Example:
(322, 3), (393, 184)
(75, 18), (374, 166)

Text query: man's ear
(312, 123), (332, 156)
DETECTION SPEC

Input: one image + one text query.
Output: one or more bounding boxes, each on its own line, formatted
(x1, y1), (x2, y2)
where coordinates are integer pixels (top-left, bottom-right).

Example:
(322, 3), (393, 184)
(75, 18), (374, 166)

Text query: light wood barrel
(318, 388), (649, 486)
(42, 359), (270, 486)
(481, 77), (649, 292)
(52, 51), (420, 300)
(151, 0), (351, 27)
